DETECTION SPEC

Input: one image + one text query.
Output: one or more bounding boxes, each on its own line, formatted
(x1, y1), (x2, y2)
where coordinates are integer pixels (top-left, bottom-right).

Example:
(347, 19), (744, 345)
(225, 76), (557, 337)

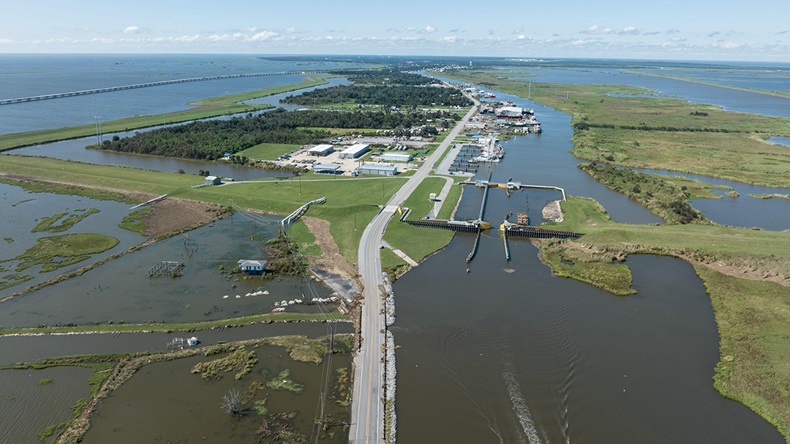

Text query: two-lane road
(349, 100), (478, 443)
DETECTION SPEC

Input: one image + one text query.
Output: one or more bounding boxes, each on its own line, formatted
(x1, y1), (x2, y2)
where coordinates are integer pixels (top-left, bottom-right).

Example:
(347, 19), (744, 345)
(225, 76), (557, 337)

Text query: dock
(461, 180), (566, 201)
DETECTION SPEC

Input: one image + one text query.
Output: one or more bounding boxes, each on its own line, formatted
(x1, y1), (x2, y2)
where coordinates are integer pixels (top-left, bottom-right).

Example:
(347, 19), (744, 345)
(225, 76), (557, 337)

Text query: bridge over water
(0, 70), (326, 106)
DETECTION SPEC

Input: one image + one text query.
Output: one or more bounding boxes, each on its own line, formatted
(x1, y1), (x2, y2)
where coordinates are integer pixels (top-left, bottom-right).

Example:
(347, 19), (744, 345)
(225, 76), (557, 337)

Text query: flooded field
(0, 366), (93, 443)
(0, 216), (336, 328)
(82, 344), (351, 443)
(0, 182), (145, 297)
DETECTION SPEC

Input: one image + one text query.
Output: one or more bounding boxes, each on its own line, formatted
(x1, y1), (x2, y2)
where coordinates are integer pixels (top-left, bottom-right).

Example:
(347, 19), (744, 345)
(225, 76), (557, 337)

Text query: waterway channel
(5, 77), (349, 181)
(393, 81), (785, 442)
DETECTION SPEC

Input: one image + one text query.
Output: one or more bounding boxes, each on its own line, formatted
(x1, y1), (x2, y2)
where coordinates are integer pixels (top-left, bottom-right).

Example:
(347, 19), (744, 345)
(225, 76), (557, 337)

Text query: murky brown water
(0, 366), (93, 443)
(83, 345), (351, 443)
(0, 216), (335, 328)
(393, 86), (783, 442)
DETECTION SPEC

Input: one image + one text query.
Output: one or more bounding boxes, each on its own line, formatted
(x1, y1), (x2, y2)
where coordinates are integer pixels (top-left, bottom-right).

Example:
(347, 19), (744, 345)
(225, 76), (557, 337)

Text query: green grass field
(236, 143), (301, 160)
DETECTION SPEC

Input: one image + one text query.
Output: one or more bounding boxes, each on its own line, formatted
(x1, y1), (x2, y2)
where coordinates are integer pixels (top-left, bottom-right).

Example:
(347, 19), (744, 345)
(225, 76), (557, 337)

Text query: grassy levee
(0, 312), (347, 336)
(0, 155), (198, 195)
(542, 196), (790, 440)
(435, 70), (790, 188)
(0, 77), (328, 152)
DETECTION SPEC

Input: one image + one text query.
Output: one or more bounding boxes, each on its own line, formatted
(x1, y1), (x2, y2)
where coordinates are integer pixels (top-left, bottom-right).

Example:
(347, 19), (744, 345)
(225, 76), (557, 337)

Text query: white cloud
(515, 35), (527, 40)
(250, 31), (278, 41)
(285, 27), (297, 34)
(208, 33), (243, 42)
(0, 38), (14, 44)
(438, 36), (457, 43)
(582, 25), (612, 35)
(617, 26), (639, 35)
(669, 37), (686, 43)
(123, 26), (140, 34)
(422, 26), (437, 34)
(174, 34), (201, 43)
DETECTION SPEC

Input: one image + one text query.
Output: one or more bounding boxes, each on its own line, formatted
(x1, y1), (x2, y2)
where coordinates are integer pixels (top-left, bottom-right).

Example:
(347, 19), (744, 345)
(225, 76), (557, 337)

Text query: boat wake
(502, 358), (542, 444)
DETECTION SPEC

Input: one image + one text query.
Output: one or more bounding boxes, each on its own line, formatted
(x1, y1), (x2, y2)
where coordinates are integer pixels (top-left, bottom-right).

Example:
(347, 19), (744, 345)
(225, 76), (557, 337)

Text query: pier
(0, 70), (326, 106)
(466, 230), (481, 262)
(503, 228), (511, 261)
(501, 222), (582, 240)
(461, 180), (566, 201)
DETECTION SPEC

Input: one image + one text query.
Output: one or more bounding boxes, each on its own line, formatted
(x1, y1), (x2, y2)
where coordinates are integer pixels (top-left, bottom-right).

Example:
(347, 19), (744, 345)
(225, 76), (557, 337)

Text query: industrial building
(358, 163), (398, 176)
(307, 144), (335, 156)
(312, 163), (342, 174)
(379, 152), (414, 163)
(340, 143), (370, 159)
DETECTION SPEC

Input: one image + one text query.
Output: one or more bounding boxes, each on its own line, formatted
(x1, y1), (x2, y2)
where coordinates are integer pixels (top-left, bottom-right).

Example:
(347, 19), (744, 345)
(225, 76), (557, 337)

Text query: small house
(238, 259), (266, 275)
(204, 175), (221, 186)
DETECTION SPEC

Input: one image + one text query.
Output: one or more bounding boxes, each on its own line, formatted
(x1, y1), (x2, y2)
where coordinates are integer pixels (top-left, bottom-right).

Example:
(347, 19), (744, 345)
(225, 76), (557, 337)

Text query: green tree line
(94, 108), (459, 160)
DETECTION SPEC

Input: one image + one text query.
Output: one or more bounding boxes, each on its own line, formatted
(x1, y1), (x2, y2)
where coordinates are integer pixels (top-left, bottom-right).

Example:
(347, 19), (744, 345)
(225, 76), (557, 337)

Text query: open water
(2, 56), (788, 442)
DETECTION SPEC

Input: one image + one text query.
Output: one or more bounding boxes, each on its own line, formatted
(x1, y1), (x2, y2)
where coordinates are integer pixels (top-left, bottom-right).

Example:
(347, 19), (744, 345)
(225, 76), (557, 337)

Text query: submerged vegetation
(32, 208), (100, 233)
(8, 334), (348, 444)
(117, 208), (150, 235)
(9, 233), (119, 273)
(191, 347), (258, 381)
(539, 242), (634, 296)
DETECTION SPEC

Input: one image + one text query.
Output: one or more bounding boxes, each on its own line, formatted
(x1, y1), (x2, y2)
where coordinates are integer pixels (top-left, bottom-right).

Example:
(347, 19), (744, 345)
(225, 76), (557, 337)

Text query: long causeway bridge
(0, 70), (326, 106)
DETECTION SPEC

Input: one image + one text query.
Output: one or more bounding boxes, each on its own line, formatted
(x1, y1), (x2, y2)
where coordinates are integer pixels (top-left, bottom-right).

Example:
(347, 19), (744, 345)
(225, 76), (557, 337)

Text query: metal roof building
(358, 163), (398, 176)
(379, 152), (414, 162)
(307, 144), (335, 156)
(340, 143), (370, 159)
(312, 163), (342, 174)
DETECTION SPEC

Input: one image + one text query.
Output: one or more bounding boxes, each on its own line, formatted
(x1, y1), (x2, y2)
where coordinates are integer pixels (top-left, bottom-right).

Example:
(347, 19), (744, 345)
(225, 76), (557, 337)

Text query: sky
(1, 0), (789, 62)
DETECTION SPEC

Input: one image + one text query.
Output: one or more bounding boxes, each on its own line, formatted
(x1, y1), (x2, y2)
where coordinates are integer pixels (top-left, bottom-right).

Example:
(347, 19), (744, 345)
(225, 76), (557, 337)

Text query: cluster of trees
(580, 163), (704, 225)
(281, 85), (472, 108)
(95, 108), (456, 160)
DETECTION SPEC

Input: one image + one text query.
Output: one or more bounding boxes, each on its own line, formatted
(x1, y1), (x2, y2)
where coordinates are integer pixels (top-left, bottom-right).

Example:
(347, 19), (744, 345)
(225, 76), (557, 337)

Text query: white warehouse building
(339, 143), (370, 159)
(358, 163), (398, 176)
(307, 144), (335, 156)
(379, 152), (413, 162)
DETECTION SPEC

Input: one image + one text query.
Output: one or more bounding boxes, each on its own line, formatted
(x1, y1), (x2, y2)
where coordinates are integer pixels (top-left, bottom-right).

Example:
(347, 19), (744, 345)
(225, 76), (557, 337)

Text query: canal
(392, 81), (785, 442)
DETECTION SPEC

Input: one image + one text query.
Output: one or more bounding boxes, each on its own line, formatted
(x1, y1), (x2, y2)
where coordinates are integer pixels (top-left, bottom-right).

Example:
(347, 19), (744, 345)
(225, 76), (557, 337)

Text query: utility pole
(94, 116), (102, 145)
